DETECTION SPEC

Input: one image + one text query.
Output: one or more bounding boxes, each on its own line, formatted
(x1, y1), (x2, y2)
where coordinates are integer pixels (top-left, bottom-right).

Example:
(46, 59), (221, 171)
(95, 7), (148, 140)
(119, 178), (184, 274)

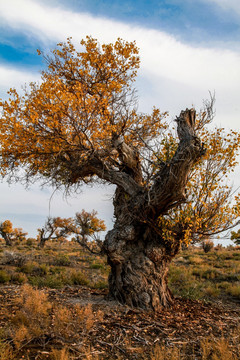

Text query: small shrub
(89, 262), (104, 270)
(232, 252), (240, 259)
(152, 344), (180, 360)
(226, 284), (240, 299)
(204, 284), (220, 298)
(188, 255), (203, 264)
(202, 240), (214, 253)
(201, 268), (220, 280)
(75, 303), (96, 332)
(0, 270), (10, 283)
(70, 270), (89, 286)
(18, 261), (36, 274)
(10, 285), (52, 349)
(50, 266), (66, 274)
(215, 244), (223, 251)
(10, 272), (27, 284)
(32, 263), (50, 276)
(26, 238), (35, 246)
(92, 280), (108, 289)
(29, 274), (64, 288)
(16, 284), (51, 317)
(3, 251), (27, 266)
(54, 254), (71, 266)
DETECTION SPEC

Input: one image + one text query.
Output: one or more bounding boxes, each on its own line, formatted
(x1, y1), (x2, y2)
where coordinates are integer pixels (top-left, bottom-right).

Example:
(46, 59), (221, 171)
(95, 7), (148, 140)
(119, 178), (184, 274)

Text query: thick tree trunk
(104, 222), (176, 311)
(38, 237), (47, 248)
(4, 234), (12, 246)
(103, 184), (178, 311)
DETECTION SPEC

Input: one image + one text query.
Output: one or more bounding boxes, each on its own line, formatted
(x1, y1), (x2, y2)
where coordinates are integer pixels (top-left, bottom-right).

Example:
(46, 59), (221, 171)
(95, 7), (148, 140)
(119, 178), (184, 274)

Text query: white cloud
(0, 0), (239, 126)
(204, 0), (240, 16)
(0, 181), (114, 237)
(0, 65), (40, 99)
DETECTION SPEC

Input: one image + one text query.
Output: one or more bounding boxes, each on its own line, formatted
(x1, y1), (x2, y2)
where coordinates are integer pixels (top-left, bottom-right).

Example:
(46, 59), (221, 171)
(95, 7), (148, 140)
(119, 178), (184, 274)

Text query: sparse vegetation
(0, 240), (239, 358)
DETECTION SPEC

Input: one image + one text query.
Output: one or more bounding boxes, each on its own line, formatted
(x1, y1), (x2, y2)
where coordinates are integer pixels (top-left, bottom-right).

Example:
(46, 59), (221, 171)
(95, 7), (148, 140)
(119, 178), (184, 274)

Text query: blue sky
(0, 0), (240, 240)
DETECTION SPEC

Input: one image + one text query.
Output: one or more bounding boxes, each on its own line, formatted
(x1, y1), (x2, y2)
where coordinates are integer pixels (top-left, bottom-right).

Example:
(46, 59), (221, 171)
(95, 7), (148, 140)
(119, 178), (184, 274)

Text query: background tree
(70, 210), (106, 254)
(0, 220), (28, 246)
(37, 217), (73, 248)
(0, 220), (13, 246)
(1, 37), (240, 310)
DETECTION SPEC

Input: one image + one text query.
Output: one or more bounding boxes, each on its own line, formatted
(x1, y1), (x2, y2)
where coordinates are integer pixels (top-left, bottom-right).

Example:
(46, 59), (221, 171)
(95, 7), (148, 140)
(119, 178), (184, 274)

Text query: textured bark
(148, 108), (205, 217)
(104, 225), (174, 310)
(3, 234), (12, 247)
(38, 237), (47, 248)
(103, 109), (205, 311)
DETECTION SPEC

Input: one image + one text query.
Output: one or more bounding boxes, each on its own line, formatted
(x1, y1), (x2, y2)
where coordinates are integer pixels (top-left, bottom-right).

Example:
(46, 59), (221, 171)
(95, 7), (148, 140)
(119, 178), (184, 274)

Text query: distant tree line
(0, 210), (106, 251)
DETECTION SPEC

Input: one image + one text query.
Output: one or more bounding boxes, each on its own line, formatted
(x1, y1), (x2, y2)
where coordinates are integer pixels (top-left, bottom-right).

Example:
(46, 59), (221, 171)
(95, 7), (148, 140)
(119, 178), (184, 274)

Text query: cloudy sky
(0, 0), (240, 238)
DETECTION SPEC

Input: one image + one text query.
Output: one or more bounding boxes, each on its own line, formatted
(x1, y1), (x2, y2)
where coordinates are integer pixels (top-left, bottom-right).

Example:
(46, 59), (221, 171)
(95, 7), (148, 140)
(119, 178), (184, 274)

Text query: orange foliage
(0, 37), (167, 187)
(74, 209), (106, 237)
(0, 220), (27, 245)
(158, 122), (240, 246)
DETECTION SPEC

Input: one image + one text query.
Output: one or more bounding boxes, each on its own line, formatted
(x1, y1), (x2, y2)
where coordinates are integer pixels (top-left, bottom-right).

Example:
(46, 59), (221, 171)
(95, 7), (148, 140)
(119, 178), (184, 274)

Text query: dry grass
(0, 240), (239, 359)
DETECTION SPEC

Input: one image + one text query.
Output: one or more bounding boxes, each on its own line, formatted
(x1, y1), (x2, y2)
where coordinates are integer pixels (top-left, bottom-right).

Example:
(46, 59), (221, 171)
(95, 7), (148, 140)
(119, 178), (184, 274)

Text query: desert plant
(70, 210), (106, 255)
(37, 217), (73, 248)
(70, 270), (89, 286)
(3, 251), (27, 267)
(202, 240), (214, 253)
(0, 220), (27, 246)
(0, 270), (10, 283)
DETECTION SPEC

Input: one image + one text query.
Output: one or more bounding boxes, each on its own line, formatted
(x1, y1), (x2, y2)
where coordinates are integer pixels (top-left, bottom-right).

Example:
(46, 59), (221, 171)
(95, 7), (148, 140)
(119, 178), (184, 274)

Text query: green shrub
(201, 268), (220, 280)
(18, 261), (36, 274)
(89, 262), (104, 270)
(70, 270), (89, 286)
(33, 263), (50, 276)
(0, 270), (10, 283)
(92, 280), (108, 289)
(54, 254), (71, 266)
(226, 284), (240, 298)
(50, 266), (66, 274)
(10, 272), (28, 284)
(188, 255), (203, 265)
(28, 274), (64, 288)
(204, 283), (220, 297)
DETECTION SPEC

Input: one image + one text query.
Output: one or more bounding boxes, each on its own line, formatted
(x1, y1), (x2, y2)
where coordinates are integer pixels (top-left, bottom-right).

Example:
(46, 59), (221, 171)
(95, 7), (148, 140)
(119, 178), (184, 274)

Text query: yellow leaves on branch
(156, 122), (240, 245)
(0, 36), (167, 183)
(74, 209), (106, 236)
(0, 220), (13, 234)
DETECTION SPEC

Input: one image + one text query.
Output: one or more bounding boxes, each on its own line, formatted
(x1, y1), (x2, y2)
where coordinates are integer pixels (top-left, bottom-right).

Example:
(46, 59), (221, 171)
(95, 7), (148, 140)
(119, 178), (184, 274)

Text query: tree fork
(148, 108), (206, 217)
(104, 109), (206, 311)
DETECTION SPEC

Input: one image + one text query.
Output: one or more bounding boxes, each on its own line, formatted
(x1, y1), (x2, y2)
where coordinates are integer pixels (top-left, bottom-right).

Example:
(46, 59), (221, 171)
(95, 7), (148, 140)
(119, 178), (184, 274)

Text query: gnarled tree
(37, 217), (73, 248)
(0, 220), (28, 246)
(1, 37), (240, 310)
(70, 210), (106, 254)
